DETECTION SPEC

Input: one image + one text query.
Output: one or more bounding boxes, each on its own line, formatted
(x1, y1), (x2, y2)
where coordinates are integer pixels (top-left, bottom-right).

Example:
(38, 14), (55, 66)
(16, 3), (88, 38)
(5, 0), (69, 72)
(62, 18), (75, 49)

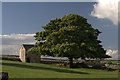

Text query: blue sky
(1, 2), (118, 59)
(3, 2), (95, 34)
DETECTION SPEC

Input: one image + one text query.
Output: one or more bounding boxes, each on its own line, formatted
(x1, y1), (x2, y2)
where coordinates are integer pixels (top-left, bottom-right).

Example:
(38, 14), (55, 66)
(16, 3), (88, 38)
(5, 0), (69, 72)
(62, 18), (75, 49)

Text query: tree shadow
(2, 62), (88, 74)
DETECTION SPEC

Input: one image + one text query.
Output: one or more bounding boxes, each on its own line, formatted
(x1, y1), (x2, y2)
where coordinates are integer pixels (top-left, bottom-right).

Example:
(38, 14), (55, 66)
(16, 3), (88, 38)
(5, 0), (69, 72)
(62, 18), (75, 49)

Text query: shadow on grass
(2, 62), (88, 74)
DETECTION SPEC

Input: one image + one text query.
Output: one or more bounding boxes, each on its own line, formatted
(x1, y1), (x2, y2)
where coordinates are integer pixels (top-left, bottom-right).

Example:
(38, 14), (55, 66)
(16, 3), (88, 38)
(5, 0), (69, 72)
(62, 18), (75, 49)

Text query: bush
(108, 61), (112, 64)
(56, 62), (89, 68)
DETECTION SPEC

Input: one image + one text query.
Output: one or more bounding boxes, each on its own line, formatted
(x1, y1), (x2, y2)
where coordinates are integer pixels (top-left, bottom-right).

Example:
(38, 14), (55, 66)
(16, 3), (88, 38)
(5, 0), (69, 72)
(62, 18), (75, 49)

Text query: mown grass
(2, 60), (119, 78)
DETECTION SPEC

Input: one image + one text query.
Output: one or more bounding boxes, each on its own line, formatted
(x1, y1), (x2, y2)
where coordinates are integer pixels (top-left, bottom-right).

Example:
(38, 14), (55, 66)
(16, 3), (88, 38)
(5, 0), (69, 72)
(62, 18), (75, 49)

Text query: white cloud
(106, 49), (118, 60)
(91, 0), (119, 25)
(0, 33), (36, 55)
(0, 33), (35, 40)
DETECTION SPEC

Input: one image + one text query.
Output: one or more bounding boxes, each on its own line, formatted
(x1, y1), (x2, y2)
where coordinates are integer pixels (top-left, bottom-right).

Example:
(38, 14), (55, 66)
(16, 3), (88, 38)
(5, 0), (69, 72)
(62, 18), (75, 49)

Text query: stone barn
(19, 44), (41, 63)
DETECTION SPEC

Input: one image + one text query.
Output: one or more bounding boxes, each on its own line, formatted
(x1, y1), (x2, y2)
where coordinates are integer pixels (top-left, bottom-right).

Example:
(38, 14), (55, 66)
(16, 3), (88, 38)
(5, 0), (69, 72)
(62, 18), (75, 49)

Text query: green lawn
(2, 60), (119, 78)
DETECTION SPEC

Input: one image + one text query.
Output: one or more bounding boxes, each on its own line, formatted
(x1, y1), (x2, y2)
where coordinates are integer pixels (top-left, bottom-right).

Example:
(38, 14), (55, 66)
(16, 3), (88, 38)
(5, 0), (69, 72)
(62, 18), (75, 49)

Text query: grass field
(2, 60), (119, 78)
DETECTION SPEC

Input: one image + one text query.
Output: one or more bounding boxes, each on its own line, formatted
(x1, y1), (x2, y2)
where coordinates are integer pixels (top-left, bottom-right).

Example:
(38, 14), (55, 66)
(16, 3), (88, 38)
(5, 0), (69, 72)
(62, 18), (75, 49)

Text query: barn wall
(26, 53), (41, 63)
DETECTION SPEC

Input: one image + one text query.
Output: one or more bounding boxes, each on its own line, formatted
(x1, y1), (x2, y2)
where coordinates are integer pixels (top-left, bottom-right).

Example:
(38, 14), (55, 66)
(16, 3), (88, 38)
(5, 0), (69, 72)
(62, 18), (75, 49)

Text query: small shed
(19, 44), (41, 63)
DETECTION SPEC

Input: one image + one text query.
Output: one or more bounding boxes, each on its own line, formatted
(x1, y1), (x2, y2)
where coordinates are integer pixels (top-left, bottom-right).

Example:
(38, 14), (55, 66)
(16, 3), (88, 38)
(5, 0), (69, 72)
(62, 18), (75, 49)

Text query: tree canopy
(27, 14), (110, 67)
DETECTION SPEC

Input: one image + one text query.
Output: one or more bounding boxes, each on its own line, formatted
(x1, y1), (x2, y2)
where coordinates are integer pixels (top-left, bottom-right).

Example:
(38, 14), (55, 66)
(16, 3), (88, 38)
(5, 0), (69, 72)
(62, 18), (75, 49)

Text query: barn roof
(22, 44), (34, 51)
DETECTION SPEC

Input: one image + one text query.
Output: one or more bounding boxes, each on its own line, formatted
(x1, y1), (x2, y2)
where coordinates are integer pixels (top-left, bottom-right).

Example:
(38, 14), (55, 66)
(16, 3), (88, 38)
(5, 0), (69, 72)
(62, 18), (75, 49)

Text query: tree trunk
(69, 57), (73, 68)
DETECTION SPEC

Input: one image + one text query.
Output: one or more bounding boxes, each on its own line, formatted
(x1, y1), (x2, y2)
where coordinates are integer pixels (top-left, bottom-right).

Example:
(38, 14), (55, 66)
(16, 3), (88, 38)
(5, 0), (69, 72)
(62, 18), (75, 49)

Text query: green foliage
(27, 42), (46, 56)
(28, 14), (110, 67)
(108, 61), (113, 64)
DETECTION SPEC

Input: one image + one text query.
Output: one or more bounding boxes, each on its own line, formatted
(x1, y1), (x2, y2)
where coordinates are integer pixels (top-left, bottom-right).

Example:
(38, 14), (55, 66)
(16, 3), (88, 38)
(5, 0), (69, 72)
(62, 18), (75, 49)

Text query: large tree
(28, 14), (110, 68)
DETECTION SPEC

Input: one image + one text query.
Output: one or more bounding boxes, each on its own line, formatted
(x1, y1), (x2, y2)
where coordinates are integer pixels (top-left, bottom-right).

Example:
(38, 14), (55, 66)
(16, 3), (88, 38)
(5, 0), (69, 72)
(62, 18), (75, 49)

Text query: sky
(1, 1), (119, 60)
